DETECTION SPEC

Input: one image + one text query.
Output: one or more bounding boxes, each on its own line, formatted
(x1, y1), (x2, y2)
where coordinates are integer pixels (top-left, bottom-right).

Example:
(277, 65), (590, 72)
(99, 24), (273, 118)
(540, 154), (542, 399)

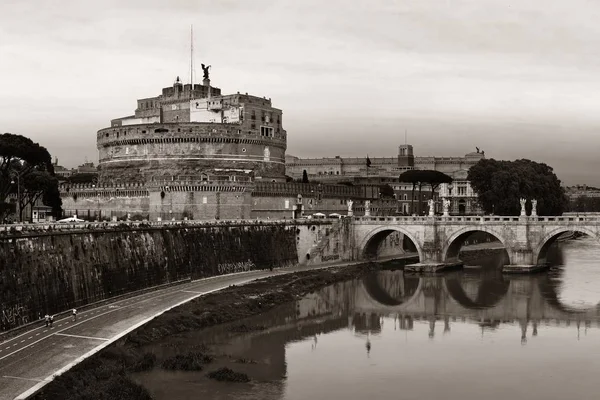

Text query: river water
(135, 237), (600, 400)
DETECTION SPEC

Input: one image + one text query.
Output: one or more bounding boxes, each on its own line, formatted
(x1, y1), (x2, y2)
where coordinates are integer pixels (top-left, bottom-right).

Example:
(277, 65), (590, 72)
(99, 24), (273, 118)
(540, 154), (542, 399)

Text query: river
(133, 237), (600, 400)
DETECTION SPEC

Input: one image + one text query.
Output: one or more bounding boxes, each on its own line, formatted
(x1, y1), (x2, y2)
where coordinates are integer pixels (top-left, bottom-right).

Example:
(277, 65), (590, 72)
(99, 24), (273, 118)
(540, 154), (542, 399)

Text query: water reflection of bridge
(295, 270), (600, 341)
(201, 269), (600, 395)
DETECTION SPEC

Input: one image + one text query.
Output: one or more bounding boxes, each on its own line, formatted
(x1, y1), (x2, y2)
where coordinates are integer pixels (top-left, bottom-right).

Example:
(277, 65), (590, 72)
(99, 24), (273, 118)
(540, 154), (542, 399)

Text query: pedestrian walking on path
(44, 314), (49, 327)
(49, 315), (54, 327)
(72, 308), (77, 322)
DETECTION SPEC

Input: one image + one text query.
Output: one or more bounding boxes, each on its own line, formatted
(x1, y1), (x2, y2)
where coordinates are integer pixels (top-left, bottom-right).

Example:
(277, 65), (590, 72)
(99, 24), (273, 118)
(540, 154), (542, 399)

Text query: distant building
(52, 158), (72, 179)
(286, 146), (485, 215)
(75, 162), (98, 175)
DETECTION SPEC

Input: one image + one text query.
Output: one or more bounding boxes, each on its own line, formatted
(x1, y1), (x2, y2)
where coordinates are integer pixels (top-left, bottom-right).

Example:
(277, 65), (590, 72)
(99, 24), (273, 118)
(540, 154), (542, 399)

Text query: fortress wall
(149, 190), (252, 221)
(61, 193), (150, 220)
(0, 222), (329, 331)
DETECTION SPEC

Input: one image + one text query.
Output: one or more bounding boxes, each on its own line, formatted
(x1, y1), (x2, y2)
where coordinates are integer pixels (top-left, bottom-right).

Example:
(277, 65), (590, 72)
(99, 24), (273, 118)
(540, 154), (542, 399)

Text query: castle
(60, 71), (483, 221)
(61, 73), (378, 220)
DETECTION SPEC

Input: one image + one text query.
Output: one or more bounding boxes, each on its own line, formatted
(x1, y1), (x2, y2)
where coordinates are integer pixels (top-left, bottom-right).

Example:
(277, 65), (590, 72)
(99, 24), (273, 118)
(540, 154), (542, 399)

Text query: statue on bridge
(520, 198), (527, 216)
(531, 199), (537, 217)
(347, 200), (354, 217)
(442, 198), (450, 216)
(364, 200), (371, 217)
(428, 199), (435, 217)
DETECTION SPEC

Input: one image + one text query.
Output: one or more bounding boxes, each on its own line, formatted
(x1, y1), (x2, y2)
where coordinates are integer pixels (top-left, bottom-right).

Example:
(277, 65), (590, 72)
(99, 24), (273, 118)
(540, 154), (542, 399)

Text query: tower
(398, 144), (414, 167)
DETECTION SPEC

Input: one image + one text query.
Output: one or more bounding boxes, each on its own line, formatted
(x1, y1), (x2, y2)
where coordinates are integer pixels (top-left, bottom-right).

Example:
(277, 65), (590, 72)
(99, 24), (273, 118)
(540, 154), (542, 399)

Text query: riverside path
(0, 263), (354, 400)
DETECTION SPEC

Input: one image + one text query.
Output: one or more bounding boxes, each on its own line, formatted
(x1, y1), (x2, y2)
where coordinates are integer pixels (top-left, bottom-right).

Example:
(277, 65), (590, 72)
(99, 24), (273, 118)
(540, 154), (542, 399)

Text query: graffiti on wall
(217, 259), (257, 275)
(1, 304), (29, 330)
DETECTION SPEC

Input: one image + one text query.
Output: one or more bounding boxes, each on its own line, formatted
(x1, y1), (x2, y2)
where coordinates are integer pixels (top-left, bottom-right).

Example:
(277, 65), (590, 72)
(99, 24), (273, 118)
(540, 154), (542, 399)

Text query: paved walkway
(0, 265), (334, 400)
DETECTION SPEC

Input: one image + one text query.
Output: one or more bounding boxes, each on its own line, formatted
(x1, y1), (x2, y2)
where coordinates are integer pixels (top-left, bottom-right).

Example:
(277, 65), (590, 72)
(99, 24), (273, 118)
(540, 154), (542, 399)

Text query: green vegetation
(206, 367), (250, 383)
(129, 352), (157, 372)
(161, 352), (214, 371)
(399, 170), (453, 214)
(302, 169), (309, 183)
(67, 172), (98, 184)
(0, 132), (62, 221)
(378, 184), (395, 198)
(468, 158), (567, 215)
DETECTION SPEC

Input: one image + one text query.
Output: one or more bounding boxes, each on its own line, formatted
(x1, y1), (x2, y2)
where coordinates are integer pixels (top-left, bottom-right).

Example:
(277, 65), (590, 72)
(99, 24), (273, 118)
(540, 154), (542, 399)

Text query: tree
(0, 133), (53, 202)
(399, 170), (452, 214)
(379, 184), (395, 198)
(0, 133), (60, 221)
(468, 158), (567, 215)
(302, 170), (309, 184)
(399, 170), (421, 215)
(67, 173), (98, 184)
(19, 171), (61, 221)
(421, 170), (453, 199)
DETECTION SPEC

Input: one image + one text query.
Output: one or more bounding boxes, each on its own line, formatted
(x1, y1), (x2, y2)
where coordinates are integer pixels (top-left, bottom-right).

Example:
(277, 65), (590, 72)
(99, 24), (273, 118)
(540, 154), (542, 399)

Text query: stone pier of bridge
(306, 214), (600, 273)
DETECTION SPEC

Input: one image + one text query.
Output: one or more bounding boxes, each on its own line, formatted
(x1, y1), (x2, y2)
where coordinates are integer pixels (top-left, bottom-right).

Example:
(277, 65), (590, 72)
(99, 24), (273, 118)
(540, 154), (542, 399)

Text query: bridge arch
(362, 272), (422, 306)
(533, 227), (599, 266)
(442, 226), (510, 264)
(444, 273), (510, 310)
(359, 226), (423, 262)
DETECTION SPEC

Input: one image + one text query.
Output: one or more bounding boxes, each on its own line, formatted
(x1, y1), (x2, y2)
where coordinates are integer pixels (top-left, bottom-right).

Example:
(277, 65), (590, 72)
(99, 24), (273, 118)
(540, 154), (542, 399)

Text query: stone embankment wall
(0, 221), (328, 331)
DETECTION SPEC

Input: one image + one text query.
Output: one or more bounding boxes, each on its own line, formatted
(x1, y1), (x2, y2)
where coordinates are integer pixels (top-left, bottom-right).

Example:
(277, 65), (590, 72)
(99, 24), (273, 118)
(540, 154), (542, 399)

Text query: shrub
(206, 367), (250, 382)
(161, 352), (214, 371)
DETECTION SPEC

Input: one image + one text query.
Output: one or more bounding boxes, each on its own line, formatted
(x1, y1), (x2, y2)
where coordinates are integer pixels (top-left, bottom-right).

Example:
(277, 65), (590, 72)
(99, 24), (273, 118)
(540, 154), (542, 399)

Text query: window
(251, 111), (256, 120)
(260, 126), (274, 137)
(251, 123), (256, 130)
(404, 194), (407, 200)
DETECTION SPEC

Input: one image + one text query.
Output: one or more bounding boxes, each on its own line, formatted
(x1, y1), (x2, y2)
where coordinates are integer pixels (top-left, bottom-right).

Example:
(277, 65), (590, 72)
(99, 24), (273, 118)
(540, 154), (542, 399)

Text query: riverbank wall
(0, 221), (342, 332)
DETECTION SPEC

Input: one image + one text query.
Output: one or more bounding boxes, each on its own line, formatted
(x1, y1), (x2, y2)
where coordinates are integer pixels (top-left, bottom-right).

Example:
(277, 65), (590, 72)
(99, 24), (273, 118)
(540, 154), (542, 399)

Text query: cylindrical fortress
(97, 122), (287, 185)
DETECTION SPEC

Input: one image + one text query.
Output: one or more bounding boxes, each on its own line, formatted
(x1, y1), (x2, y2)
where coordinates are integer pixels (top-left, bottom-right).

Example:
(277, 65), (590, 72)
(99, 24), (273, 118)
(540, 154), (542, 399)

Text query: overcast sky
(1, 0), (600, 185)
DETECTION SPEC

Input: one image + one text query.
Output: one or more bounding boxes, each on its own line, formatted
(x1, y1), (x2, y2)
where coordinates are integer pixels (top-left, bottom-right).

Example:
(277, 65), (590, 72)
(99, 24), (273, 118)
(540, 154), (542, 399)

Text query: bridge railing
(0, 218), (334, 235)
(353, 215), (600, 223)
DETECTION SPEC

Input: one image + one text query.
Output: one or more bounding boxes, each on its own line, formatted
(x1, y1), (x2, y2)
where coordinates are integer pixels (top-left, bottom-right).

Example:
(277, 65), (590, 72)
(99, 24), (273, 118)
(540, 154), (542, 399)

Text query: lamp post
(10, 174), (21, 223)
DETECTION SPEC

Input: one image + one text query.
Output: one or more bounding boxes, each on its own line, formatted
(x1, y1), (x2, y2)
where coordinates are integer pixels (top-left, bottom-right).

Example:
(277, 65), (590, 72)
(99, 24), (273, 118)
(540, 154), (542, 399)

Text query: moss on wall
(0, 224), (297, 331)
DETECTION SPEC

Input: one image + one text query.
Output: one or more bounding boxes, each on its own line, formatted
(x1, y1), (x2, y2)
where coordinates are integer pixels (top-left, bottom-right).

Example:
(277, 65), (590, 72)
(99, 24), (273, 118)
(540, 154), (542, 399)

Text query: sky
(1, 0), (600, 185)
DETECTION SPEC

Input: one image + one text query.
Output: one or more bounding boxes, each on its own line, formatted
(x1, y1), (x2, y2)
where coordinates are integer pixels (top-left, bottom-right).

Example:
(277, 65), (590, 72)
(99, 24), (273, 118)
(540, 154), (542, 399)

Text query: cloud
(1, 0), (599, 184)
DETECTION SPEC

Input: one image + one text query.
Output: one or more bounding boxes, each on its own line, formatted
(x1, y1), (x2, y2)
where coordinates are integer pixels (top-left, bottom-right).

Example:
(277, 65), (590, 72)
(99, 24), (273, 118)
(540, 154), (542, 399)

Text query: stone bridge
(309, 215), (600, 273)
